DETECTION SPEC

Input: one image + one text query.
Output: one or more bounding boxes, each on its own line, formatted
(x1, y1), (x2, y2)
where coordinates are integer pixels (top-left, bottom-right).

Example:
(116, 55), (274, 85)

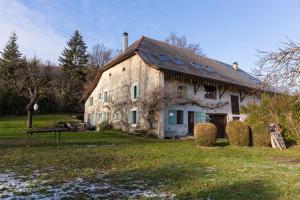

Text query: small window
(115, 111), (121, 120)
(204, 85), (217, 100)
(132, 111), (137, 124)
(191, 62), (204, 69)
(104, 91), (109, 103)
(133, 85), (138, 99)
(122, 67), (125, 71)
(109, 73), (112, 76)
(233, 117), (240, 121)
(173, 57), (184, 65)
(168, 110), (176, 125)
(178, 86), (183, 97)
(177, 110), (184, 124)
(89, 97), (93, 106)
(98, 92), (102, 100)
(159, 54), (170, 62)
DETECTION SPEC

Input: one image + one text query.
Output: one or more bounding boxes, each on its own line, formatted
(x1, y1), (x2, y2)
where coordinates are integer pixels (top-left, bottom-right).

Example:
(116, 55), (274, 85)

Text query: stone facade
(84, 54), (260, 138)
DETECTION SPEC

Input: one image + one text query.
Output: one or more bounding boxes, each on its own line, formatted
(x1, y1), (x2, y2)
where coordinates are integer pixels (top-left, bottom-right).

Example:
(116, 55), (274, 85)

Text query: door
(209, 114), (227, 138)
(188, 111), (195, 134)
(231, 95), (240, 115)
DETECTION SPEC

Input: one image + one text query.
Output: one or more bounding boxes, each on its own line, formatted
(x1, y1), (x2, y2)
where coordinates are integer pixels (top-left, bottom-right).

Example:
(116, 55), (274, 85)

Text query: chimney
(232, 62), (238, 70)
(122, 32), (128, 52)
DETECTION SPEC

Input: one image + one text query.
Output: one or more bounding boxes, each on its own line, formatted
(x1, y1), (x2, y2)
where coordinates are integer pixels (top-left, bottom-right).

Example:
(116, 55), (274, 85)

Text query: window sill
(131, 124), (137, 128)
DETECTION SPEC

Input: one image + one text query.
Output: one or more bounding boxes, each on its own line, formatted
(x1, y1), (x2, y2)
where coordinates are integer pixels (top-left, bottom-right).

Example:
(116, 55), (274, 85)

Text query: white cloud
(0, 0), (66, 63)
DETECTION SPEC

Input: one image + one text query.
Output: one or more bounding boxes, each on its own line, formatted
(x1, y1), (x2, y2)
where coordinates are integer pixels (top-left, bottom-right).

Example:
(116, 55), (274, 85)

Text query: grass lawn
(0, 114), (300, 199)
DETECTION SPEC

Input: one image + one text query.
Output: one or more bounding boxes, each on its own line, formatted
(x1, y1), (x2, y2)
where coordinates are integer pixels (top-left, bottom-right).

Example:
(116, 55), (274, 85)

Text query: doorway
(188, 111), (195, 134)
(209, 114), (227, 138)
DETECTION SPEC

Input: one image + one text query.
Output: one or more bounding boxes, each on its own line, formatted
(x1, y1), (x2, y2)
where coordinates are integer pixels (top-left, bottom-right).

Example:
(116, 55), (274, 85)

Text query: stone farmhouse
(81, 33), (265, 139)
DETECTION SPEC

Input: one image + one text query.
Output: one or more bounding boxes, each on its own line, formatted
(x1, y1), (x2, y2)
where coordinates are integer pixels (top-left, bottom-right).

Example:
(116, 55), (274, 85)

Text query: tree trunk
(27, 109), (33, 128)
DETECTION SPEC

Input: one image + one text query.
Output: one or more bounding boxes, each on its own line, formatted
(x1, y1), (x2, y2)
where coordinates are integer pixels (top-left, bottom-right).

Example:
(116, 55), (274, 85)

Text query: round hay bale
(194, 123), (217, 146)
(226, 121), (250, 146)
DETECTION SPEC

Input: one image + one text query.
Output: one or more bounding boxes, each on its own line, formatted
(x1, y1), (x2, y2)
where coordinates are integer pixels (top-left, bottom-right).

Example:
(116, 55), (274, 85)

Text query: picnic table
(21, 128), (66, 148)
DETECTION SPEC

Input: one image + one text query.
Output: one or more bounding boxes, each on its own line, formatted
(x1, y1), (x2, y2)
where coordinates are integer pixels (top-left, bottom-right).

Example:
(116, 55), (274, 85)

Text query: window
(114, 111), (121, 120)
(168, 110), (176, 125)
(159, 54), (170, 62)
(233, 117), (240, 121)
(168, 110), (184, 125)
(177, 110), (184, 124)
(191, 62), (204, 69)
(98, 92), (102, 100)
(89, 97), (93, 106)
(132, 111), (137, 124)
(133, 85), (138, 99)
(178, 86), (183, 97)
(173, 57), (184, 65)
(104, 91), (108, 103)
(231, 95), (240, 114)
(204, 85), (217, 100)
(131, 83), (139, 100)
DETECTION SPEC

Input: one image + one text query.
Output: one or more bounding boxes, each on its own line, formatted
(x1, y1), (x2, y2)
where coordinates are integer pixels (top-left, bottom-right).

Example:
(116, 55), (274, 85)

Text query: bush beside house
(194, 123), (217, 146)
(226, 121), (250, 146)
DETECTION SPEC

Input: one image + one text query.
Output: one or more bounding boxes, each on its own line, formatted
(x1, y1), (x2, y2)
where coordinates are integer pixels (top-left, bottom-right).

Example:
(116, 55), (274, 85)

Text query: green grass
(1, 114), (300, 199)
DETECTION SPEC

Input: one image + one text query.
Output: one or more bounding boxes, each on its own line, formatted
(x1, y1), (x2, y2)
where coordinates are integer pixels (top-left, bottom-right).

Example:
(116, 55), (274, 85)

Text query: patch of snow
(0, 170), (175, 199)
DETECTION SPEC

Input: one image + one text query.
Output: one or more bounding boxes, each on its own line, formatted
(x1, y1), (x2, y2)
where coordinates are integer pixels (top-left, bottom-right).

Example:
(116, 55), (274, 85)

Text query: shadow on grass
(177, 180), (277, 200)
(106, 165), (277, 200)
(0, 130), (161, 149)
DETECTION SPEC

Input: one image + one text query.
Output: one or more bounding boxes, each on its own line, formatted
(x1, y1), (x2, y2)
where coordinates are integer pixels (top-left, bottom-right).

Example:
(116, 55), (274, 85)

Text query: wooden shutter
(136, 84), (140, 98)
(136, 111), (140, 124)
(195, 112), (206, 123)
(128, 111), (132, 124)
(168, 110), (177, 125)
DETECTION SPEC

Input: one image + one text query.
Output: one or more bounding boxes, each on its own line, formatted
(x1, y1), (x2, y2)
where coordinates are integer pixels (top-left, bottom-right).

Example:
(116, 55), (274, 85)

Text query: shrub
(194, 123), (217, 146)
(250, 122), (270, 147)
(241, 94), (298, 146)
(226, 121), (249, 146)
(97, 121), (112, 131)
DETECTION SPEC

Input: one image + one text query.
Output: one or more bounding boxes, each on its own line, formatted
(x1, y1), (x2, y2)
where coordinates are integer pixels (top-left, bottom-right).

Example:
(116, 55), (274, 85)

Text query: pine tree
(59, 30), (88, 112)
(0, 32), (23, 80)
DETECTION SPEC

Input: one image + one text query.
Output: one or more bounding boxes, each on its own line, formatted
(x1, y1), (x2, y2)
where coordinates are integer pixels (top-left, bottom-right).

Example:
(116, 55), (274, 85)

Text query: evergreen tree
(59, 30), (88, 112)
(0, 32), (23, 81)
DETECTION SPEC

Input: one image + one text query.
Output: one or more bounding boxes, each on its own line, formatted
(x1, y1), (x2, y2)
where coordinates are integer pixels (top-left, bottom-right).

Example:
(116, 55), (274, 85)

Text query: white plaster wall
(84, 54), (162, 135)
(164, 80), (261, 136)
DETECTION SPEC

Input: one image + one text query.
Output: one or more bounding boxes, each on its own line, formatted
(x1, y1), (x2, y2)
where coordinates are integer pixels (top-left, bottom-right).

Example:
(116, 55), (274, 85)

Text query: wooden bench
(21, 128), (66, 148)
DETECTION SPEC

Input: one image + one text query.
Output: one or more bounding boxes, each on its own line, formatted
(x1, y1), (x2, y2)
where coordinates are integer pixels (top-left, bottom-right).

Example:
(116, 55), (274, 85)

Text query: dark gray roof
(137, 37), (263, 89)
(81, 36), (267, 102)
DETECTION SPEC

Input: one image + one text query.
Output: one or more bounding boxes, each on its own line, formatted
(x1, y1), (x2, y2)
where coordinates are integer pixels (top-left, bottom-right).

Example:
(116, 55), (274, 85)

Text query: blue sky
(0, 0), (299, 72)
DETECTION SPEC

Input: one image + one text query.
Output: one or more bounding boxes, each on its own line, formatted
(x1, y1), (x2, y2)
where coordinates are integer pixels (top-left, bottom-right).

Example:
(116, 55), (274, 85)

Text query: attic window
(205, 66), (215, 73)
(173, 57), (184, 65)
(159, 54), (170, 62)
(109, 73), (112, 76)
(122, 67), (125, 71)
(191, 62), (204, 69)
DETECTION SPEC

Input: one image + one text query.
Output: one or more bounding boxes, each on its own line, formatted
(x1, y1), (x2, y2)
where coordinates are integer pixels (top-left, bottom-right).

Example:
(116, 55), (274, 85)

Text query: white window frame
(131, 82), (139, 101)
(130, 107), (138, 127)
(103, 90), (109, 104)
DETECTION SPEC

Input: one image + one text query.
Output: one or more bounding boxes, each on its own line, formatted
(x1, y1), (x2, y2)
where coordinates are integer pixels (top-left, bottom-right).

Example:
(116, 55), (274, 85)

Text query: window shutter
(93, 112), (97, 125)
(168, 110), (177, 125)
(137, 84), (140, 98)
(130, 86), (134, 101)
(195, 112), (206, 123)
(183, 86), (188, 97)
(128, 111), (132, 124)
(136, 111), (140, 124)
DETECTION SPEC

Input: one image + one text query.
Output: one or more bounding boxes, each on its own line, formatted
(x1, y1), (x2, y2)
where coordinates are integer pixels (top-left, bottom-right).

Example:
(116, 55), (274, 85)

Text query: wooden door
(231, 95), (240, 114)
(209, 114), (227, 138)
(188, 111), (195, 134)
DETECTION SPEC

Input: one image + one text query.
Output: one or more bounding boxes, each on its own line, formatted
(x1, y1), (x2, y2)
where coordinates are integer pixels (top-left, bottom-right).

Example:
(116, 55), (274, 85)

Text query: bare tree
(88, 43), (114, 68)
(2, 57), (54, 128)
(254, 38), (300, 93)
(165, 32), (205, 56)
